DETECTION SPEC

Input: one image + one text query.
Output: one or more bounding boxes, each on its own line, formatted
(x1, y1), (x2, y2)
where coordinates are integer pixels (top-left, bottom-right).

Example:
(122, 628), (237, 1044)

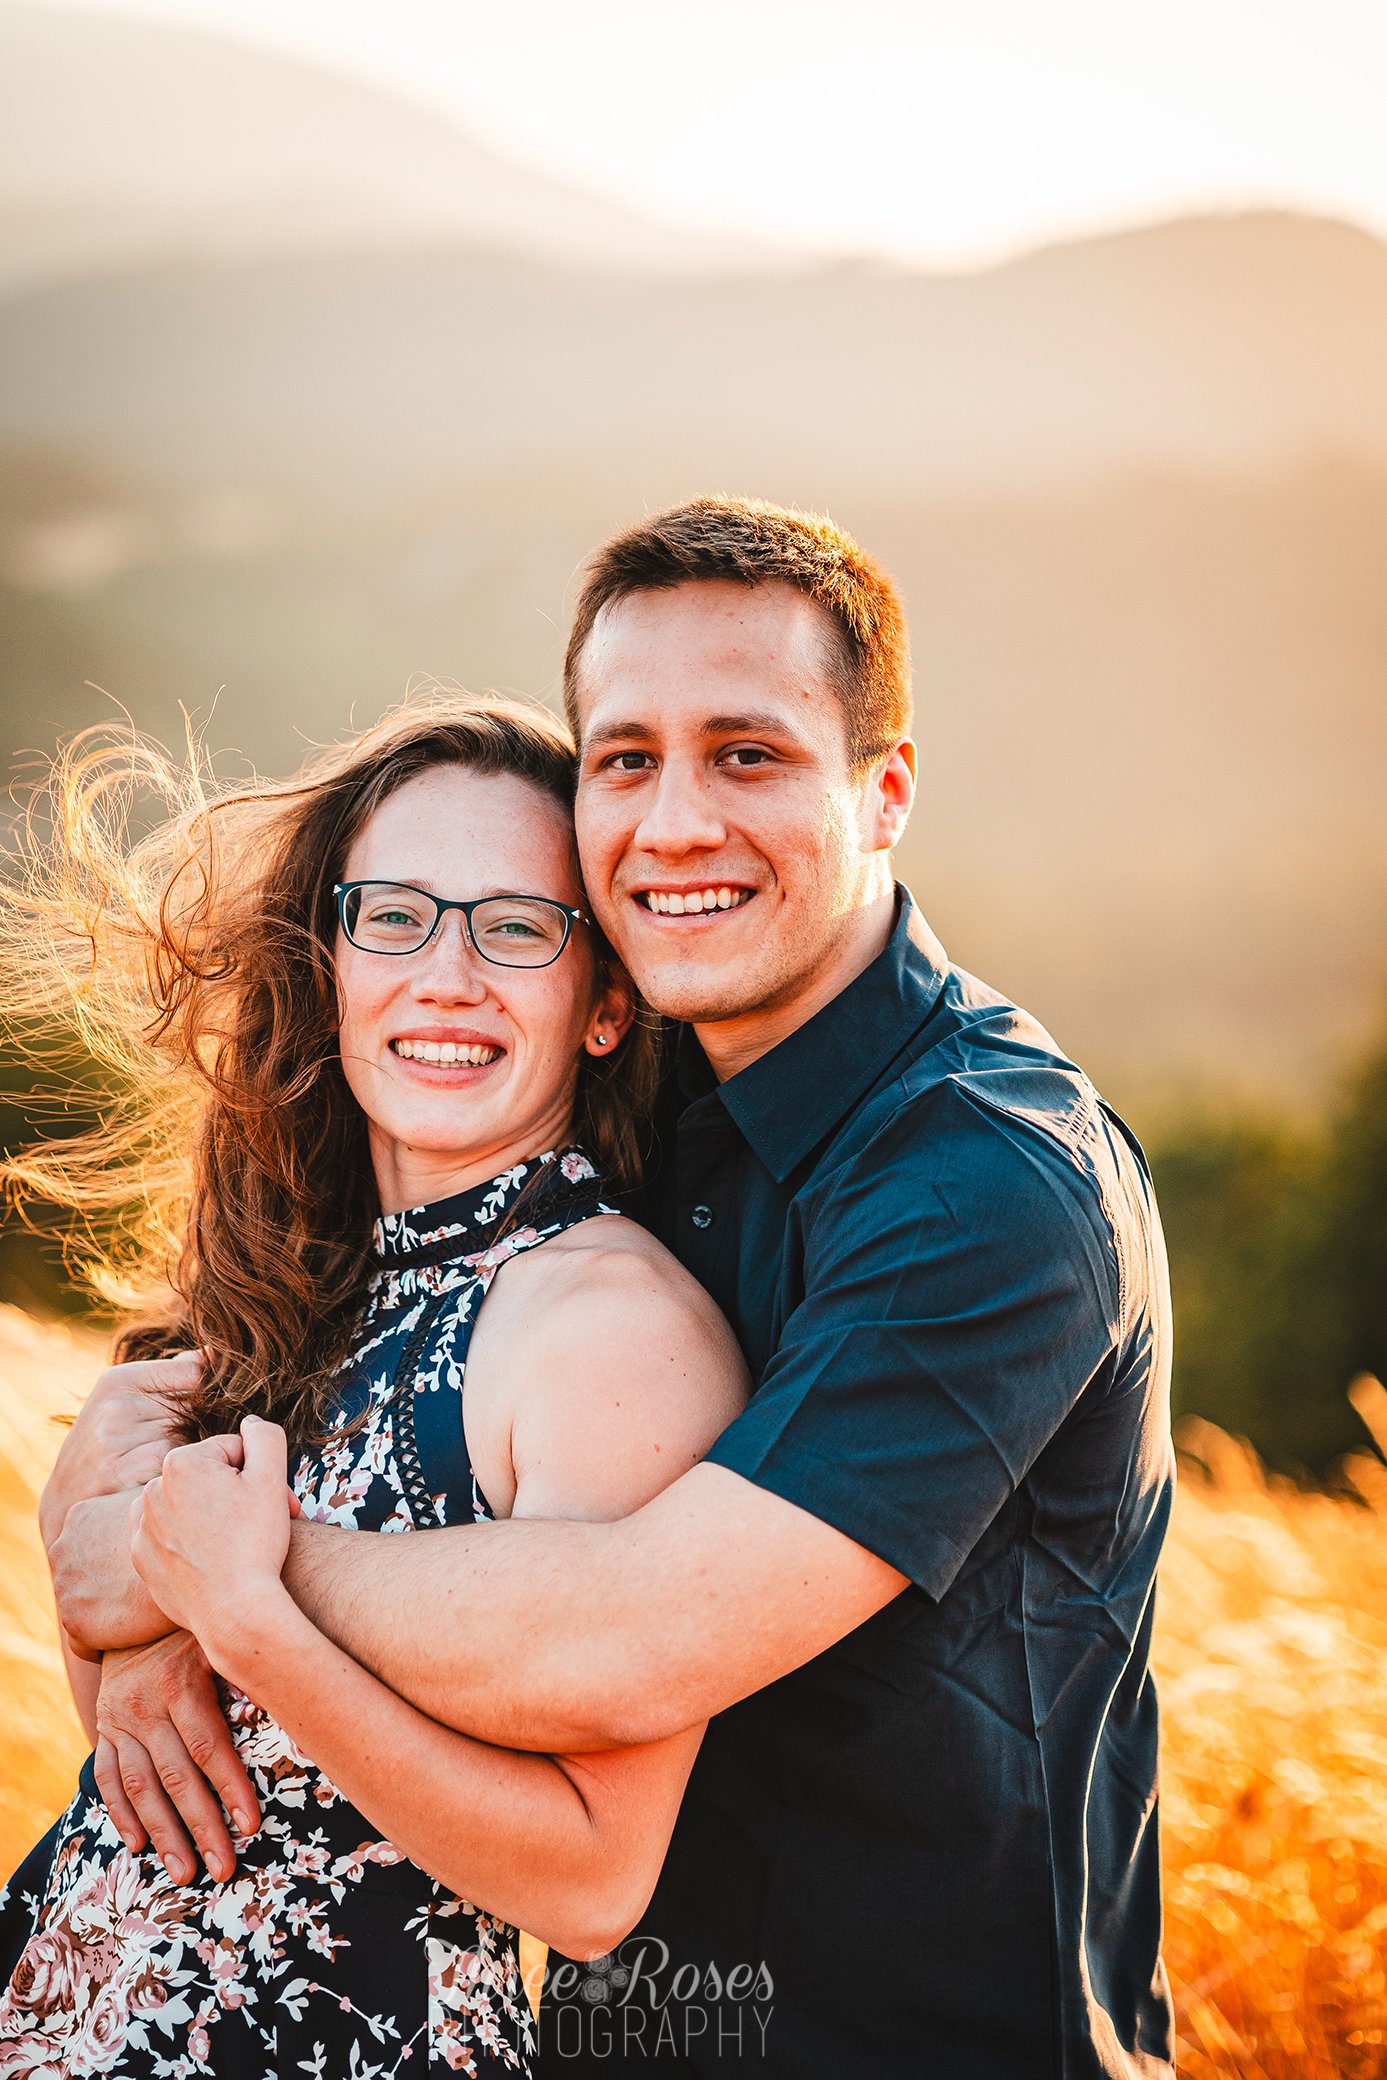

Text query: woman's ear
(583, 963), (637, 1057)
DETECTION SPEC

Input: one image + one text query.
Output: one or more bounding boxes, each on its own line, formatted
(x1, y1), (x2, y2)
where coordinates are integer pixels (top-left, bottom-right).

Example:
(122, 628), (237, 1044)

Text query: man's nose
(410, 910), (490, 1001)
(632, 764), (727, 857)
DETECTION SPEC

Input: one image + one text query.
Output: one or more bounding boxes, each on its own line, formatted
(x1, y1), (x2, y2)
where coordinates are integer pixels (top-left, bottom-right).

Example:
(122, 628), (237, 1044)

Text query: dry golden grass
(1159, 1413), (1387, 2076)
(0, 1304), (93, 1875)
(2, 1306), (1385, 2073)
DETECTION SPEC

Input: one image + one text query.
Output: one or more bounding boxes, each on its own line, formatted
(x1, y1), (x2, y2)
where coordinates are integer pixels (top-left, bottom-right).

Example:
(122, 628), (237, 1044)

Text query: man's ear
(863, 740), (916, 853)
(583, 961), (638, 1058)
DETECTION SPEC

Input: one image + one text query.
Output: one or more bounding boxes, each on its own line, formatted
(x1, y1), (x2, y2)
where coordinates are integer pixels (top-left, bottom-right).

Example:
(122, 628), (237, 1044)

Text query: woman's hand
(130, 1417), (298, 1668)
(94, 1632), (261, 1885)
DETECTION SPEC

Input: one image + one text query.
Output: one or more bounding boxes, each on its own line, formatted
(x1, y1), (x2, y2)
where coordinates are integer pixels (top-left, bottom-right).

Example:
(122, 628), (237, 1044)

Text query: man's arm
(285, 1460), (907, 1752)
(39, 1352), (199, 1546)
(109, 1094), (1115, 1833)
(40, 1355), (190, 1750)
(286, 1096), (1117, 1753)
(41, 1352), (198, 1658)
(38, 1352), (264, 1879)
(50, 1491), (173, 1655)
(124, 1245), (754, 1952)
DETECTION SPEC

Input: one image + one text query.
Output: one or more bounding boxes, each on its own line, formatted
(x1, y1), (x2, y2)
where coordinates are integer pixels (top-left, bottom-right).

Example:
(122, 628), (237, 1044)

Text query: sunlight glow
(22, 0), (1387, 266)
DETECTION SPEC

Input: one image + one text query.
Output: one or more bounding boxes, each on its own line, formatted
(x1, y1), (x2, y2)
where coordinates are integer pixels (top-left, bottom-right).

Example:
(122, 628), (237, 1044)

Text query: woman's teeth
(642, 887), (753, 915)
(391, 1039), (501, 1065)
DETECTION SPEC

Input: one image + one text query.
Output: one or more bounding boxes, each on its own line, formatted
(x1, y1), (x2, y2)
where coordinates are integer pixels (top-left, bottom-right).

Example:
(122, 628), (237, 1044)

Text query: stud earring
(595, 1033), (608, 1046)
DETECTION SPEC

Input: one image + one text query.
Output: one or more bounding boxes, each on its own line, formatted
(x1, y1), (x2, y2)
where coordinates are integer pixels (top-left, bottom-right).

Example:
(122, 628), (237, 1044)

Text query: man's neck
(694, 882), (898, 1082)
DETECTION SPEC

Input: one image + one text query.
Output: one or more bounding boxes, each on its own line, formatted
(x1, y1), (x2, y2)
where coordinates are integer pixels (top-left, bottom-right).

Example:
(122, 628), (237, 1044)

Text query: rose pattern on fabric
(0, 1150), (614, 2079)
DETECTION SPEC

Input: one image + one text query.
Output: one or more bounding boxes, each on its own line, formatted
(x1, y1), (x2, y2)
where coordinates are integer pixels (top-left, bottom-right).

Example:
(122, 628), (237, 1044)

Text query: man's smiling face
(573, 578), (911, 1063)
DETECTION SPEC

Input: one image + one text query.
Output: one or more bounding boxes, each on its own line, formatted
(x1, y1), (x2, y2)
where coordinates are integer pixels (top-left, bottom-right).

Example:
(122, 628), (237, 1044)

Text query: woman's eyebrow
(371, 881), (568, 903)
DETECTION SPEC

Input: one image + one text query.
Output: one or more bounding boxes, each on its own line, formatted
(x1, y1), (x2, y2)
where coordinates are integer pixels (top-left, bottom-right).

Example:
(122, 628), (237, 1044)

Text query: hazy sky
(31, 0), (1387, 264)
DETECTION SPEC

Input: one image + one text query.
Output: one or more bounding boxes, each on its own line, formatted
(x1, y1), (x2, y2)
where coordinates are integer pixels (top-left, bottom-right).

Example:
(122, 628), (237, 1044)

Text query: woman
(0, 696), (746, 2077)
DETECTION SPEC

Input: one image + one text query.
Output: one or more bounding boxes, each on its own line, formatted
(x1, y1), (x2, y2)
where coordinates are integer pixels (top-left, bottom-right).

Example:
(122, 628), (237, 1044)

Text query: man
(47, 498), (1175, 2075)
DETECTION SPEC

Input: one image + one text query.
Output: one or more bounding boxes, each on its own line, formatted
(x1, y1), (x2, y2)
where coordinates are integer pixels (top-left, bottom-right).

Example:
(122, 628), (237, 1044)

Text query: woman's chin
(387, 1114), (495, 1154)
(369, 1101), (505, 1167)
(374, 1059), (510, 1127)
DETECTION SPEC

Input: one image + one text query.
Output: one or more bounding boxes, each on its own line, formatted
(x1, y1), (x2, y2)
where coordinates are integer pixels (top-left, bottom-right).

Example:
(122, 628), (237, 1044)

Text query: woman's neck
(368, 1120), (576, 1216)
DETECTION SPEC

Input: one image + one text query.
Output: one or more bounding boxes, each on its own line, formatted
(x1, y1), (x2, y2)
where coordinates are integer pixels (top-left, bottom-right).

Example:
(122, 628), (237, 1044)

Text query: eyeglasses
(334, 881), (588, 968)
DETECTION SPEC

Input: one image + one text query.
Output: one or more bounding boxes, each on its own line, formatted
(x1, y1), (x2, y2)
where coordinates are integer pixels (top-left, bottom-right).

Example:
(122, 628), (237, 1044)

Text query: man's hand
(93, 1632), (260, 1885)
(50, 1491), (173, 1659)
(39, 1352), (200, 1552)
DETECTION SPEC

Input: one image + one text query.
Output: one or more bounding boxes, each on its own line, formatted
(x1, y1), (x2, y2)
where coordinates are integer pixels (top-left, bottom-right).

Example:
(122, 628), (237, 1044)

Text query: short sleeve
(703, 1086), (1122, 1599)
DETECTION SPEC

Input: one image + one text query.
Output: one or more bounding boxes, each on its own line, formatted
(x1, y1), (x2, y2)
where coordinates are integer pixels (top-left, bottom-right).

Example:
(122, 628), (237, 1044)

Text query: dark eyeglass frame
(333, 881), (590, 968)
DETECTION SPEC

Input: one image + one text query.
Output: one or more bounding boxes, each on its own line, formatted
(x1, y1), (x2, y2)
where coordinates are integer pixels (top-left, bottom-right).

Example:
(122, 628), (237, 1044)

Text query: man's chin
(615, 922), (814, 1030)
(628, 961), (775, 1029)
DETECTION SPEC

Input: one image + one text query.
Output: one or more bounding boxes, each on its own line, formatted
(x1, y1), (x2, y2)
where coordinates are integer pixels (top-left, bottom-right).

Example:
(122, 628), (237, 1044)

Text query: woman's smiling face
(334, 763), (622, 1214)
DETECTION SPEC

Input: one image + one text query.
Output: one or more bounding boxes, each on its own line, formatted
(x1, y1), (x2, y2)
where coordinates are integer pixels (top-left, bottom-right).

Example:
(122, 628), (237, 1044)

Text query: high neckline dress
(0, 1148), (615, 2080)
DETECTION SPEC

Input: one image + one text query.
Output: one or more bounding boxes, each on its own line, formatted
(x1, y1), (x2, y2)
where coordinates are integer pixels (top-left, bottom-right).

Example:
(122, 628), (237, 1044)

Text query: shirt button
(690, 1204), (714, 1230)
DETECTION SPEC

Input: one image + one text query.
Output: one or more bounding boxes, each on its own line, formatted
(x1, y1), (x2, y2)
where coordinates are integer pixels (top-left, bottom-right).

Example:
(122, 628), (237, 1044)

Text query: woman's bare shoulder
(497, 1214), (742, 1378)
(470, 1213), (750, 1523)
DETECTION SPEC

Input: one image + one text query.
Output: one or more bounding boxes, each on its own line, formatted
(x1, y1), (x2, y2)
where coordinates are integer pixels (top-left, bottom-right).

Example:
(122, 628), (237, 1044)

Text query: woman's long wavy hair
(0, 692), (662, 1449)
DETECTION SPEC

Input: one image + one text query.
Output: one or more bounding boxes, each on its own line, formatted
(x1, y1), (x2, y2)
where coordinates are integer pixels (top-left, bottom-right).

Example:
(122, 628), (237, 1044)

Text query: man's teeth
(642, 887), (754, 915)
(391, 1039), (501, 1065)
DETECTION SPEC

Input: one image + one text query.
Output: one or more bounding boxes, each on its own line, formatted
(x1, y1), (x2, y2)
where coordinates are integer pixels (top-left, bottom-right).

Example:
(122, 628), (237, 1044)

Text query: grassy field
(0, 1305), (90, 1880)
(2, 1305), (1386, 2075)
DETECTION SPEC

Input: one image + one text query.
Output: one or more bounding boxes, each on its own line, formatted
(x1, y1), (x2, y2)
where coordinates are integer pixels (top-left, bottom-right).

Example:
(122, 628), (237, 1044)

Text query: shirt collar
(679, 886), (950, 1183)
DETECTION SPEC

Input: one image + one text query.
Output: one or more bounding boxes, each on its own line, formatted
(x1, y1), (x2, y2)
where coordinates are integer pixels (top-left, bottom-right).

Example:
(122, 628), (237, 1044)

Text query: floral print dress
(0, 1149), (616, 2080)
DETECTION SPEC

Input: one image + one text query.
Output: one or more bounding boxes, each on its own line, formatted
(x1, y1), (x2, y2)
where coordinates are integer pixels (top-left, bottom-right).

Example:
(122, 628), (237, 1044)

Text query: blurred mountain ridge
(0, 0), (767, 289)
(4, 209), (1387, 493)
(1, 0), (1385, 1108)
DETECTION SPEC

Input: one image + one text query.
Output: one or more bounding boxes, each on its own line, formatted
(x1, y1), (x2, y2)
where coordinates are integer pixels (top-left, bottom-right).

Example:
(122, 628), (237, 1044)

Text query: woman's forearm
(60, 1629), (102, 1745)
(201, 1580), (656, 1960)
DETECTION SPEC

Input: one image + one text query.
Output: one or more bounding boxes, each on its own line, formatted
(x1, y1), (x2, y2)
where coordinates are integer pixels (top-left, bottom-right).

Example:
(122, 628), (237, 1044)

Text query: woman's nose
(409, 910), (489, 1001)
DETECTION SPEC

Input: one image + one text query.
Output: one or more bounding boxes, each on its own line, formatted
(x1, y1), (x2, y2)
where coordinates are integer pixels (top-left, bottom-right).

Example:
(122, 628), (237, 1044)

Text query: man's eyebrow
(582, 710), (807, 752)
(581, 719), (659, 753)
(699, 711), (805, 738)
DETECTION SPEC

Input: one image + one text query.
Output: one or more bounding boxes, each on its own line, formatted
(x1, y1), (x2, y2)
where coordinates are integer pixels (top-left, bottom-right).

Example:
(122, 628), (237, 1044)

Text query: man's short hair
(563, 496), (912, 767)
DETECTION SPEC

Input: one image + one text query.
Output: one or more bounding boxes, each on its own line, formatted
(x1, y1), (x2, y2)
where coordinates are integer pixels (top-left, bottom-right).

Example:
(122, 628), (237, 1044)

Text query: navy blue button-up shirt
(542, 890), (1175, 2079)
